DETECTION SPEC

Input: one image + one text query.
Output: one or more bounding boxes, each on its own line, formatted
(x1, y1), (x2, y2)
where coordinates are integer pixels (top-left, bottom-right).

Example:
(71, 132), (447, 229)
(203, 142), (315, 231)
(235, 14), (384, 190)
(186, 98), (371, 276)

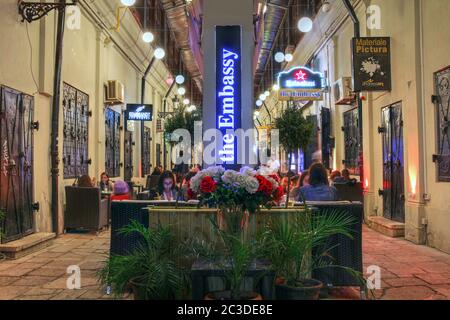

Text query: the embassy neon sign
(218, 48), (239, 162)
(277, 66), (324, 101)
(216, 26), (242, 166)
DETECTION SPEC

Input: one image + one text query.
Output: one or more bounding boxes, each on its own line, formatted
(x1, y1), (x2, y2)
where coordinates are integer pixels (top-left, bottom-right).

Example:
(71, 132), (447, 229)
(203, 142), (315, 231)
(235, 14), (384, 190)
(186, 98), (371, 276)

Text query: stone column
(202, 0), (255, 167)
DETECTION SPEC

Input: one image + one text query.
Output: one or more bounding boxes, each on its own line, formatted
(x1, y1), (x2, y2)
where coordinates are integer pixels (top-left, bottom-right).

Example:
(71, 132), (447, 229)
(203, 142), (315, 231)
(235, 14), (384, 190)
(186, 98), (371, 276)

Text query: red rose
(274, 185), (284, 202)
(200, 176), (217, 194)
(187, 188), (197, 200)
(256, 175), (273, 197)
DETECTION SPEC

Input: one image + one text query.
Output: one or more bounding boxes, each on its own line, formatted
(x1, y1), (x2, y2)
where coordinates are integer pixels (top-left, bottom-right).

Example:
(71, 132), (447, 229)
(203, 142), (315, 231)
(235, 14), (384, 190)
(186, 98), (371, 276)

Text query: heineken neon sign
(277, 66), (324, 101)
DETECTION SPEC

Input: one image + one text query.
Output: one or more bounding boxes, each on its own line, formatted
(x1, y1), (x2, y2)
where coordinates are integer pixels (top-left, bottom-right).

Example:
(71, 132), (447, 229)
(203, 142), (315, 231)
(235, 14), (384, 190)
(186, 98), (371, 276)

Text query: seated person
(334, 169), (357, 185)
(289, 175), (301, 200)
(298, 163), (338, 202)
(99, 172), (114, 192)
(299, 171), (310, 188)
(110, 180), (131, 201)
(157, 171), (180, 201)
(330, 170), (342, 183)
(78, 175), (96, 188)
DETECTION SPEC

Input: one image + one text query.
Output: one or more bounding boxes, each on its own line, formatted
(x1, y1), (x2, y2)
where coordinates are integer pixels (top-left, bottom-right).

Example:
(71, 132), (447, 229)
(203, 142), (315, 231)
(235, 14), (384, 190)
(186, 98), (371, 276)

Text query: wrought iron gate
(105, 108), (121, 178)
(0, 86), (35, 243)
(156, 143), (161, 167)
(124, 131), (134, 182)
(142, 127), (151, 176)
(433, 66), (450, 182)
(62, 83), (90, 180)
(379, 102), (405, 223)
(342, 108), (360, 175)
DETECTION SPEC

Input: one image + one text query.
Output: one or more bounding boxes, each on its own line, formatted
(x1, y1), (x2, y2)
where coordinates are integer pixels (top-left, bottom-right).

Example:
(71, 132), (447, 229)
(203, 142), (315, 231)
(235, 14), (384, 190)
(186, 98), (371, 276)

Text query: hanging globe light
(177, 87), (186, 96)
(274, 52), (285, 63)
(259, 94), (267, 101)
(183, 98), (190, 105)
(256, 100), (263, 107)
(298, 17), (313, 33)
(121, 0), (136, 6)
(154, 47), (166, 60)
(285, 53), (293, 62)
(175, 75), (185, 85)
(272, 84), (280, 91)
(264, 90), (270, 97)
(142, 31), (154, 43)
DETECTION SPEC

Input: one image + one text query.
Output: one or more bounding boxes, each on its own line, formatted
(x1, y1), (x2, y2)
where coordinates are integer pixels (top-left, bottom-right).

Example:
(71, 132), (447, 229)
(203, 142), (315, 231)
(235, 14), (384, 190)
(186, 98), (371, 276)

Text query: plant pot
(205, 291), (262, 301)
(129, 277), (147, 300)
(275, 279), (323, 300)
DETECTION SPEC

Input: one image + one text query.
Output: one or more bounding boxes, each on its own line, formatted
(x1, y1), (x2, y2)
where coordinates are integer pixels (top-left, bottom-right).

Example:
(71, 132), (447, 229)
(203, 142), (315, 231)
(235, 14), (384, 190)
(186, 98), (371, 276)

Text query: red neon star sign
(294, 70), (307, 81)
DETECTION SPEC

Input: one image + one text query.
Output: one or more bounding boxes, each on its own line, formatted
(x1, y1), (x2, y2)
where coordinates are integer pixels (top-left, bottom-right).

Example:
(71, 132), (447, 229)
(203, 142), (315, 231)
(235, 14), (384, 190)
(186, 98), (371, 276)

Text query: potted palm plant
(257, 207), (357, 300)
(98, 221), (190, 300)
(274, 106), (315, 207)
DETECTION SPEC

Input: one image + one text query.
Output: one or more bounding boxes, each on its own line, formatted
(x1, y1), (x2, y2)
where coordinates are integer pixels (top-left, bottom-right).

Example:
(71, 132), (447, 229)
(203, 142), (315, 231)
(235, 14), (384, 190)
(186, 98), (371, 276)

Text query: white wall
(0, 0), (172, 234)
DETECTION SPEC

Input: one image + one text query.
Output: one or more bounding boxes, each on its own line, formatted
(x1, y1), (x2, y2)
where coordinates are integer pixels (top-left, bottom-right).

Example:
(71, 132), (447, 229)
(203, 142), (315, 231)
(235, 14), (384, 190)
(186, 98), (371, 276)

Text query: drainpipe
(263, 102), (272, 124)
(162, 81), (176, 169)
(342, 0), (364, 184)
(140, 57), (156, 177)
(50, 0), (66, 235)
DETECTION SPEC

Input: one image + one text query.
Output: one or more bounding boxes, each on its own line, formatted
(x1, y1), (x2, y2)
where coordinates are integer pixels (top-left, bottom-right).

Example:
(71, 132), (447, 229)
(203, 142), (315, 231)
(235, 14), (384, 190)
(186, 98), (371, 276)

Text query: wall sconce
(18, 0), (78, 23)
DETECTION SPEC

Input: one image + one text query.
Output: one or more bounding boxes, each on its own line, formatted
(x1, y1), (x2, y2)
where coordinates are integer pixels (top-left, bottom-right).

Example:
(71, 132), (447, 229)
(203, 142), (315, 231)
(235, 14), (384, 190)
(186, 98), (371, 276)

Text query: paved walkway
(0, 226), (449, 300)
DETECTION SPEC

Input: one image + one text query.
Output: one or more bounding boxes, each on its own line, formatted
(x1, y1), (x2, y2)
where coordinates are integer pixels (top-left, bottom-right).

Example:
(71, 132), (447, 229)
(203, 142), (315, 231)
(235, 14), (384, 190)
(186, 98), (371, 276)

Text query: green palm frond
(98, 221), (188, 300)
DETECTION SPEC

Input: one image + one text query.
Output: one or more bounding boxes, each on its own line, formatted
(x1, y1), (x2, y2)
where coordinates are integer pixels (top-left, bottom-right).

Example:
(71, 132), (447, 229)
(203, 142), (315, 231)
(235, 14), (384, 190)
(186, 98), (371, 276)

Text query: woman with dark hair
(298, 163), (338, 202)
(78, 175), (96, 188)
(299, 171), (310, 188)
(151, 166), (162, 176)
(99, 172), (114, 191)
(158, 171), (178, 201)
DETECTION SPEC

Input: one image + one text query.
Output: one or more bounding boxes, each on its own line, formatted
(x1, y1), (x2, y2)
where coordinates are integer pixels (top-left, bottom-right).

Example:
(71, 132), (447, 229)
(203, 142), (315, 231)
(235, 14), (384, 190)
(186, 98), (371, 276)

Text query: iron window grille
(62, 83), (89, 179)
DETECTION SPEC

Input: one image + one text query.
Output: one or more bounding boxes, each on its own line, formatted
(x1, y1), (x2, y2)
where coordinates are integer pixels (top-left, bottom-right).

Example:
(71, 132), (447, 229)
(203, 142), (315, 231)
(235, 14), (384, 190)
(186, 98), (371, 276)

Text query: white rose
(243, 176), (259, 194)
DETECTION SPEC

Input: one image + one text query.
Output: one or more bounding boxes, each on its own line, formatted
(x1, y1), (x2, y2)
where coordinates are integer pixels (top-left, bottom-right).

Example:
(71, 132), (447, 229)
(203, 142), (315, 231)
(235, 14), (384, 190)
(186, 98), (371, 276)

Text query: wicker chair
(64, 186), (109, 232)
(110, 201), (151, 256)
(293, 202), (364, 288)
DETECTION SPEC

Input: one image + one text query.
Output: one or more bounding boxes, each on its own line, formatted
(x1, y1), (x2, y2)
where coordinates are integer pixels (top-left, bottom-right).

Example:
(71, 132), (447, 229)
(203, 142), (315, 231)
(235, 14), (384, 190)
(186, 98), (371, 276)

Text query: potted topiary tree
(257, 207), (359, 300)
(274, 106), (315, 207)
(98, 221), (191, 300)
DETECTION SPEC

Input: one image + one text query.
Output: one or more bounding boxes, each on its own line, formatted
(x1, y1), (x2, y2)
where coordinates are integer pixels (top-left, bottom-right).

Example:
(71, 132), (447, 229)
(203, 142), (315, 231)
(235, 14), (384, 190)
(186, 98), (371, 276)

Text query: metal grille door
(321, 108), (332, 170)
(124, 131), (134, 182)
(142, 127), (151, 176)
(62, 83), (89, 179)
(105, 108), (121, 177)
(433, 67), (450, 182)
(342, 108), (360, 175)
(380, 102), (405, 223)
(0, 86), (35, 243)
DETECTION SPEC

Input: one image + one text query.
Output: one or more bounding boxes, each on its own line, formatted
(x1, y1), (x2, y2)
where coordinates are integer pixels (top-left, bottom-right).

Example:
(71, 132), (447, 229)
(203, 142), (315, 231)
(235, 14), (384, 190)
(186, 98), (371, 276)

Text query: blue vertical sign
(216, 26), (241, 168)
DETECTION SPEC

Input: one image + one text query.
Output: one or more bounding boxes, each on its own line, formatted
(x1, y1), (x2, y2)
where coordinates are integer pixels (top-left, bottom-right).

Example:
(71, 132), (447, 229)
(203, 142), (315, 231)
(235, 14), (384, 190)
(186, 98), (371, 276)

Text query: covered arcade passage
(0, 0), (449, 302)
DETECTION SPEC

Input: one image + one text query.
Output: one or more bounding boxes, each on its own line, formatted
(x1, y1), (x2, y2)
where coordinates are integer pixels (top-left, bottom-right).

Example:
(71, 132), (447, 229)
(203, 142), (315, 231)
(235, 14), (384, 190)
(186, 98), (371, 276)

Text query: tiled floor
(0, 225), (449, 300)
